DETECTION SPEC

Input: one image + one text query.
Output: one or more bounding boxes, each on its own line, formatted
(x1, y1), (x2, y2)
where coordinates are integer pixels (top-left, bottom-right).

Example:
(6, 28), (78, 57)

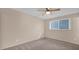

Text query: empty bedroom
(0, 8), (79, 50)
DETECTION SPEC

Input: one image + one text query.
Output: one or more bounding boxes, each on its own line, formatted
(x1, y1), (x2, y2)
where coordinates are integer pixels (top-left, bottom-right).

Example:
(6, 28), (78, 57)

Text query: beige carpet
(4, 38), (79, 50)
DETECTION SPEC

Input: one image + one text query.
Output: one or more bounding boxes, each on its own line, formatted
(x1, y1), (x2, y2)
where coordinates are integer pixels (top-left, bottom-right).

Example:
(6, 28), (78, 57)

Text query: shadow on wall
(0, 9), (44, 49)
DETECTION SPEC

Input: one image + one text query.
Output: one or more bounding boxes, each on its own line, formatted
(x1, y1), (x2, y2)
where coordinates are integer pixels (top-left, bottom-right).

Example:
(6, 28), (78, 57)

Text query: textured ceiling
(13, 8), (79, 20)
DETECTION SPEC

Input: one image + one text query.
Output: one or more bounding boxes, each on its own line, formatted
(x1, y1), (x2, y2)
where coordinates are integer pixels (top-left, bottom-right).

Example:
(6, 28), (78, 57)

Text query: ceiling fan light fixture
(46, 11), (51, 15)
(39, 8), (61, 16)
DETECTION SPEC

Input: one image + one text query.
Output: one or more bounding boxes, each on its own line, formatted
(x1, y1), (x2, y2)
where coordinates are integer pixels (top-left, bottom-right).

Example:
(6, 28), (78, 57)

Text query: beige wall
(0, 9), (44, 49)
(0, 14), (2, 48)
(72, 17), (79, 44)
(45, 13), (79, 45)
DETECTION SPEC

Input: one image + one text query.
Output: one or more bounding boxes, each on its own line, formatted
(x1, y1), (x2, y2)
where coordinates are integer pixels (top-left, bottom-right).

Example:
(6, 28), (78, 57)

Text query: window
(49, 18), (71, 30)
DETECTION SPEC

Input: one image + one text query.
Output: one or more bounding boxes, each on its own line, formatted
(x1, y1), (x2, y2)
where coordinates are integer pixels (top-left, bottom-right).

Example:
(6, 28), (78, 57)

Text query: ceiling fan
(38, 8), (60, 15)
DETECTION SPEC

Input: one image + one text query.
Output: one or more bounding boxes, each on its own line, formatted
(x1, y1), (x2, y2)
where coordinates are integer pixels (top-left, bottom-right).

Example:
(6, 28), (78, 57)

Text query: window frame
(49, 18), (71, 30)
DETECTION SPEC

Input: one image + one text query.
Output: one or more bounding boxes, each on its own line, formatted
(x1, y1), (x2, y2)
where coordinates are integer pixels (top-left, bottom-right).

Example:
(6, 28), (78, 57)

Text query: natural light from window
(49, 18), (71, 30)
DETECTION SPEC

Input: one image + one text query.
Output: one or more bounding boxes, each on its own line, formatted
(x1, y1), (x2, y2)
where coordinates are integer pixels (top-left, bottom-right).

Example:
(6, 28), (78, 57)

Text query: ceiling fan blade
(51, 8), (60, 11)
(37, 8), (46, 12)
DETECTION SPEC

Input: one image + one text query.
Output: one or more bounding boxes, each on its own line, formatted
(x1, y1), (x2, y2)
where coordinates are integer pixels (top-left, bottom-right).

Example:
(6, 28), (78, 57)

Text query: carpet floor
(4, 38), (79, 50)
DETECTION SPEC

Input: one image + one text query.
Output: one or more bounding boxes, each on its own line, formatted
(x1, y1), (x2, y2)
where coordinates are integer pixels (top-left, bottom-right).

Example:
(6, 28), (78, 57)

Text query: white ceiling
(13, 8), (79, 20)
